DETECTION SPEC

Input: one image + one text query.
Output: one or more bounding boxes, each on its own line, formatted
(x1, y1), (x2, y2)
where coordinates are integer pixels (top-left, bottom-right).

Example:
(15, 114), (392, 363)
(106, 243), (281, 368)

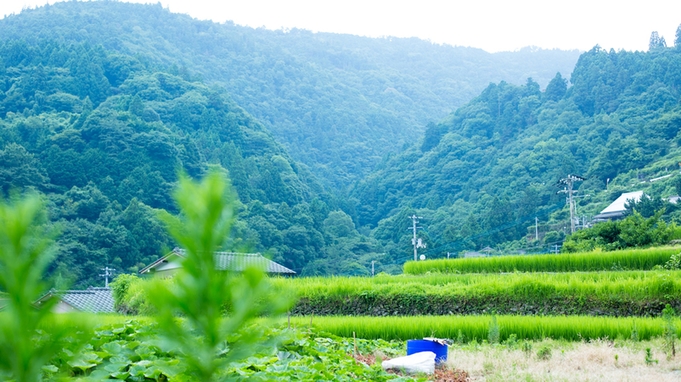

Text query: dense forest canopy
(0, 1), (580, 187)
(0, 39), (386, 286)
(354, 39), (681, 262)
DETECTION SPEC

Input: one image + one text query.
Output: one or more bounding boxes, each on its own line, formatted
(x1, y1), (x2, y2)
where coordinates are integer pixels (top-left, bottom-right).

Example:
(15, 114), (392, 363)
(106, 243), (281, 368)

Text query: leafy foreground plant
(0, 194), (90, 382)
(147, 172), (293, 381)
(40, 319), (417, 381)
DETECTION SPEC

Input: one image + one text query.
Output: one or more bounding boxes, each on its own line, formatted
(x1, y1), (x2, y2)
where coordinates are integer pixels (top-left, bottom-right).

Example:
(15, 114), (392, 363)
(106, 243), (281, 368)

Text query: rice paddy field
(105, 246), (681, 380)
(403, 247), (679, 275)
(284, 246), (681, 379)
(290, 315), (680, 342)
(274, 269), (681, 316)
(279, 270), (681, 301)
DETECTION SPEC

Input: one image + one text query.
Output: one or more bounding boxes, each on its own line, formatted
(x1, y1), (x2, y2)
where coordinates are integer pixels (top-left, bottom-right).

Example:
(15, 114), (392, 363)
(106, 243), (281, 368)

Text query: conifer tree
(649, 31), (667, 51)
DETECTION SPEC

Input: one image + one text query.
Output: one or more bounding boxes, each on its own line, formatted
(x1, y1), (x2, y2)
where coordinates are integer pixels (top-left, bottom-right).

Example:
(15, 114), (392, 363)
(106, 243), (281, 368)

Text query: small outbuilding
(139, 248), (296, 277)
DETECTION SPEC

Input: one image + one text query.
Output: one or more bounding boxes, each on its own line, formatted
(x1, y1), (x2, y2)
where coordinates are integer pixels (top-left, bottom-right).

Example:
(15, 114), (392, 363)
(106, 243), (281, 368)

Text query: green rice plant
(121, 269), (681, 317)
(279, 270), (681, 302)
(403, 247), (680, 275)
(277, 270), (681, 316)
(289, 315), (681, 342)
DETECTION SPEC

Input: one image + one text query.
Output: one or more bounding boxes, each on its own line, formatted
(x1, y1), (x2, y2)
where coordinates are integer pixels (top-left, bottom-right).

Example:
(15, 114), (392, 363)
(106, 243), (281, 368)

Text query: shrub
(663, 253), (681, 270)
(110, 273), (159, 315)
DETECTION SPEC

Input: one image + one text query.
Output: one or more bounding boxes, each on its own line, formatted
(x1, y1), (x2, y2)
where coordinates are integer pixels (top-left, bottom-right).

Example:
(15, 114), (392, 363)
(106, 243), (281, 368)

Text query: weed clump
(536, 345), (552, 360)
(645, 347), (658, 365)
(662, 304), (676, 360)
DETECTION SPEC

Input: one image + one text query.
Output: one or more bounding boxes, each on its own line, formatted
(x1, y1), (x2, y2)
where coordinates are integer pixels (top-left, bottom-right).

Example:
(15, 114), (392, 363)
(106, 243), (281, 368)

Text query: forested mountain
(0, 40), (386, 286)
(4, 2), (679, 285)
(0, 1), (580, 187)
(354, 38), (681, 263)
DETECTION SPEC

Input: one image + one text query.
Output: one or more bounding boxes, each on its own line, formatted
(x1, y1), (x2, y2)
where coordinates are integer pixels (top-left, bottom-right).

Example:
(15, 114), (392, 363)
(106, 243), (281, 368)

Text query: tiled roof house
(34, 287), (114, 313)
(139, 248), (296, 277)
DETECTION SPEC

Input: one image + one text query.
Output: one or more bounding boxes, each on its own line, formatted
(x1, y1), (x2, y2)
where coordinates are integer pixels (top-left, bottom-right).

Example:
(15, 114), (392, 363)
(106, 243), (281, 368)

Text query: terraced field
(110, 246), (681, 380)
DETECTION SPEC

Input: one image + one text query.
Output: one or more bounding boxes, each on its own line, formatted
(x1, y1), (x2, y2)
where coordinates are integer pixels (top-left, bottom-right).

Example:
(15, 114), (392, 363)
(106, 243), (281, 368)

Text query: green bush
(562, 211), (676, 252)
(663, 253), (681, 270)
(110, 273), (159, 315)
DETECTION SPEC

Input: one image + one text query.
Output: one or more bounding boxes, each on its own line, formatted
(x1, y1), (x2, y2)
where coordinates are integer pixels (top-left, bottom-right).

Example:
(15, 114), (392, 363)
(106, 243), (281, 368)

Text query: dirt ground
(445, 338), (681, 381)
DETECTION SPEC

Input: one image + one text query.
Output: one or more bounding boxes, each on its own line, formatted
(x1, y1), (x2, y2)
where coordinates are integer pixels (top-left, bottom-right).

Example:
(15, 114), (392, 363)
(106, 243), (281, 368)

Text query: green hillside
(1, 2), (680, 283)
(0, 40), (365, 285)
(0, 1), (579, 187)
(354, 40), (681, 262)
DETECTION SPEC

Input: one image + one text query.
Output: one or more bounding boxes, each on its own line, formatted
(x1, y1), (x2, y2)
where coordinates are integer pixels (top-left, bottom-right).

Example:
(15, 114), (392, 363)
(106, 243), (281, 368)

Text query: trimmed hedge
(403, 247), (679, 275)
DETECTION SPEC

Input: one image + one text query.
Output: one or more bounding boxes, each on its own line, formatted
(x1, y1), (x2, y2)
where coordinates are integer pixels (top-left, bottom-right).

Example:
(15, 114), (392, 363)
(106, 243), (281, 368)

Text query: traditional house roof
(593, 191), (644, 222)
(139, 248), (296, 275)
(34, 287), (114, 313)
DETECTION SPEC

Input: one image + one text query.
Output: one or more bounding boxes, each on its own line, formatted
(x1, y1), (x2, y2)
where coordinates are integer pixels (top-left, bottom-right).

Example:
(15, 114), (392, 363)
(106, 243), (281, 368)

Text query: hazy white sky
(2, 0), (681, 53)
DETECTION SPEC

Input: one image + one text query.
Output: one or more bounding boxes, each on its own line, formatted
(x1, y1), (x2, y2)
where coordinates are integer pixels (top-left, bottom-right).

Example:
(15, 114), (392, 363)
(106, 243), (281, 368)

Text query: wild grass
(291, 315), (681, 342)
(448, 338), (681, 381)
(403, 247), (679, 275)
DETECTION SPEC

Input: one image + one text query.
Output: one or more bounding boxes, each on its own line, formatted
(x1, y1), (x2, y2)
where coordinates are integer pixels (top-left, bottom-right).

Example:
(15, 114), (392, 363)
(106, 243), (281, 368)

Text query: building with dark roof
(139, 248), (296, 277)
(34, 287), (114, 313)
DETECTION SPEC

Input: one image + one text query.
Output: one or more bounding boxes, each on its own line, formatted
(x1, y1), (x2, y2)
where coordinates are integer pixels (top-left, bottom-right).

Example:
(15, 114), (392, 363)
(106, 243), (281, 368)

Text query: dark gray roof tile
(173, 249), (296, 274)
(37, 287), (115, 313)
